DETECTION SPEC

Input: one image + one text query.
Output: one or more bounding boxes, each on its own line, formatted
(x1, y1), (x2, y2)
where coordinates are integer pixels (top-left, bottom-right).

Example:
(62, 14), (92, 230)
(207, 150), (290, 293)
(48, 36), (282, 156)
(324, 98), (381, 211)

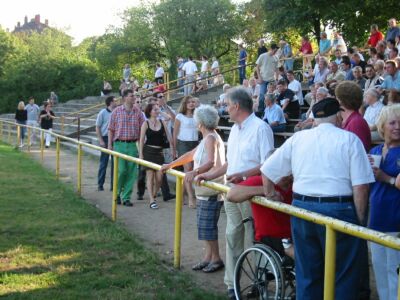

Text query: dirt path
(26, 145), (227, 296)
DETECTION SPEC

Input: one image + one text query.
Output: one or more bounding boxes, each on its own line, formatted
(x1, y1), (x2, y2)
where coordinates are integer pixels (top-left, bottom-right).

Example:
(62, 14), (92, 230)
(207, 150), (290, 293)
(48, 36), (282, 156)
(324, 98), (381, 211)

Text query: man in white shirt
(256, 44), (279, 113)
(261, 98), (374, 300)
(195, 87), (274, 300)
(182, 56), (198, 96)
(287, 70), (304, 105)
(154, 63), (164, 83)
(25, 96), (40, 145)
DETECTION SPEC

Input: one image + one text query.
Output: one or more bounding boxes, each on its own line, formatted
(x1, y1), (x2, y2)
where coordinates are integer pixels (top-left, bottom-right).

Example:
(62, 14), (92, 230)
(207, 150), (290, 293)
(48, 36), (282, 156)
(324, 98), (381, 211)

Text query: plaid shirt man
(108, 105), (144, 141)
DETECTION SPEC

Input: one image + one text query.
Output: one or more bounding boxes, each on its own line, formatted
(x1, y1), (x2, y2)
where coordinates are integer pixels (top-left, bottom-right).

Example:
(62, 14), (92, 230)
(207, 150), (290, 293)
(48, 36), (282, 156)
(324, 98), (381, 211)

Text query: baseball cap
(312, 98), (341, 118)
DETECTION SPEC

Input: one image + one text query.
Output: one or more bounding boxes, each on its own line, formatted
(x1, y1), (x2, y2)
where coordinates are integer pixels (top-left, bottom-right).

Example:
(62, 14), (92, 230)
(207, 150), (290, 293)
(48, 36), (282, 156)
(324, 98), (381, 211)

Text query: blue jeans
(258, 81), (269, 113)
(16, 121), (26, 142)
(239, 65), (246, 84)
(284, 59), (294, 71)
(291, 199), (362, 300)
(271, 123), (286, 132)
(98, 136), (113, 188)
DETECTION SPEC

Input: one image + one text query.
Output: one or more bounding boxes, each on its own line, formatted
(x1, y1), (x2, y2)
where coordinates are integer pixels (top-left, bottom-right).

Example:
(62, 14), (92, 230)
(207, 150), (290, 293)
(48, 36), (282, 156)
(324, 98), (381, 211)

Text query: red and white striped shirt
(108, 105), (144, 141)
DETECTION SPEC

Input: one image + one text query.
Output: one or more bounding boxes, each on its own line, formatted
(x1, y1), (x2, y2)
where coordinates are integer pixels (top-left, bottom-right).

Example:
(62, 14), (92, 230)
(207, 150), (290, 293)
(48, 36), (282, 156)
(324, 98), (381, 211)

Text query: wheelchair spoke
(245, 255), (257, 278)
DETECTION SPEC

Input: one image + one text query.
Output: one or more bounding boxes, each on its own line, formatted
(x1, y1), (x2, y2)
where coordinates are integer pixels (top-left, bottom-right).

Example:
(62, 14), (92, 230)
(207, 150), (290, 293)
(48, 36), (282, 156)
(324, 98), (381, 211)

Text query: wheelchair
(233, 218), (296, 300)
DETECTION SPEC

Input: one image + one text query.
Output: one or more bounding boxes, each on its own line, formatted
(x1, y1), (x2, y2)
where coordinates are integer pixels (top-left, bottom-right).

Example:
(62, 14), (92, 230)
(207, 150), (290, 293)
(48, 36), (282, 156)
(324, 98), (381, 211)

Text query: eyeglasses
(157, 95), (164, 98)
(136, 101), (142, 104)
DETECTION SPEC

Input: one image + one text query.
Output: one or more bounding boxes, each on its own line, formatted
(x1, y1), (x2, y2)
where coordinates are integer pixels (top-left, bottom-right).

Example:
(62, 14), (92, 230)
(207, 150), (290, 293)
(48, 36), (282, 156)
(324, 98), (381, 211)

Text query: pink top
(342, 111), (371, 151)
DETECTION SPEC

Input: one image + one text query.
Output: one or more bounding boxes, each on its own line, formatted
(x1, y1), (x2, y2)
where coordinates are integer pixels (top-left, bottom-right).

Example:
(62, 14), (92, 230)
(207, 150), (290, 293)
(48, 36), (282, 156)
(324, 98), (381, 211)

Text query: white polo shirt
(288, 79), (304, 105)
(182, 61), (198, 75)
(155, 67), (164, 78)
(363, 101), (384, 126)
(261, 123), (375, 196)
(227, 113), (274, 176)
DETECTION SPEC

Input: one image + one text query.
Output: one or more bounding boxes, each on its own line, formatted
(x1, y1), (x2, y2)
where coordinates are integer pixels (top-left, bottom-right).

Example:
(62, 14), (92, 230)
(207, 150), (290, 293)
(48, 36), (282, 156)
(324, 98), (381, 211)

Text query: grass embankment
(0, 143), (224, 299)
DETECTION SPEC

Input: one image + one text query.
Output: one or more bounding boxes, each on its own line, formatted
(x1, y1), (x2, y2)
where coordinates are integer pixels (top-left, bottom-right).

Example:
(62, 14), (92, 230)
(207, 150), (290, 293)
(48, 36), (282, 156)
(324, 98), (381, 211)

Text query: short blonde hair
(17, 101), (25, 110)
(376, 104), (400, 138)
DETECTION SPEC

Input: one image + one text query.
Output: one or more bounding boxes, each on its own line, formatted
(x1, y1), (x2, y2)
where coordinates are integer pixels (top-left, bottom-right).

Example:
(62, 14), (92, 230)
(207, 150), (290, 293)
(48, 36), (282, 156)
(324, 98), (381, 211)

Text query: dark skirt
(143, 144), (164, 170)
(176, 140), (198, 157)
(197, 195), (223, 241)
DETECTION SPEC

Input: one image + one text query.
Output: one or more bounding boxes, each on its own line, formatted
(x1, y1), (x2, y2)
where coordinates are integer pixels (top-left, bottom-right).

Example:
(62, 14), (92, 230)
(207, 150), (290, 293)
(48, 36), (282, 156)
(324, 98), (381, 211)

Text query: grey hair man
(195, 87), (274, 300)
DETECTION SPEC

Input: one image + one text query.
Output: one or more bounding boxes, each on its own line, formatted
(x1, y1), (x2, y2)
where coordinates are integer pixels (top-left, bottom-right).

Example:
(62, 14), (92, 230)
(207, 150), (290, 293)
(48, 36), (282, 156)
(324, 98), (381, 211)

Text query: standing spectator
(161, 105), (226, 273)
(386, 18), (400, 42)
(139, 103), (173, 209)
(332, 31), (347, 54)
(182, 57), (198, 96)
(256, 43), (279, 113)
(261, 97), (374, 300)
(257, 39), (268, 58)
(368, 104), (400, 300)
(102, 81), (112, 96)
(287, 70), (304, 105)
(15, 101), (27, 148)
(280, 39), (294, 71)
(300, 36), (313, 69)
(25, 97), (40, 145)
(119, 79), (129, 96)
(195, 88), (274, 300)
(39, 102), (55, 148)
(366, 24), (384, 48)
(96, 96), (116, 191)
(263, 93), (287, 132)
(177, 57), (185, 94)
(154, 63), (164, 83)
(108, 89), (145, 207)
(123, 64), (131, 83)
(211, 57), (219, 76)
(238, 44), (247, 84)
(363, 89), (384, 141)
(200, 55), (209, 79)
(319, 32), (332, 56)
(49, 91), (58, 106)
(173, 96), (199, 208)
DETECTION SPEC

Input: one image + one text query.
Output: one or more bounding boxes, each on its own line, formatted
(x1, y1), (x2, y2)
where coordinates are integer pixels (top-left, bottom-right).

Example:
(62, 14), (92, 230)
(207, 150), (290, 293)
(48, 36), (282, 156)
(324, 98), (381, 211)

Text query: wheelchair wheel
(234, 244), (285, 300)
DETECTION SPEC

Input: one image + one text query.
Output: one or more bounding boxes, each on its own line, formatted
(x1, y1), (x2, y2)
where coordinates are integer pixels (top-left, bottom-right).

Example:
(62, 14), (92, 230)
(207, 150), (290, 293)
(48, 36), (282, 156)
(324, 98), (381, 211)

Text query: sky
(0, 0), (141, 44)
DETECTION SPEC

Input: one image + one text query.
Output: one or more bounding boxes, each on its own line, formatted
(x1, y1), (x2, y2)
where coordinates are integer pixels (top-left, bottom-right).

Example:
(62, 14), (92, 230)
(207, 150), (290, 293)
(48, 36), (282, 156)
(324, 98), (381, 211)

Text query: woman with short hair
(161, 105), (225, 273)
(15, 101), (27, 147)
(368, 104), (400, 300)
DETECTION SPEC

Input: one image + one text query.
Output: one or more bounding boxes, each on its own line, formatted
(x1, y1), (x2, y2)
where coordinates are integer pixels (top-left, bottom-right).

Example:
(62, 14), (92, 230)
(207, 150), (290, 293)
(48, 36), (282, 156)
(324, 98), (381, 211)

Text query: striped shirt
(108, 105), (144, 141)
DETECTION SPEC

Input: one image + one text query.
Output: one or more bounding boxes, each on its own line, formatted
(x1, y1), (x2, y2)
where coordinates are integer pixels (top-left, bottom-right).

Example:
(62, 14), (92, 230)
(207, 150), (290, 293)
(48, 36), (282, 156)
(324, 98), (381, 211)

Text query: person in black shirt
(15, 101), (27, 147)
(276, 79), (300, 119)
(39, 102), (55, 148)
(257, 39), (268, 58)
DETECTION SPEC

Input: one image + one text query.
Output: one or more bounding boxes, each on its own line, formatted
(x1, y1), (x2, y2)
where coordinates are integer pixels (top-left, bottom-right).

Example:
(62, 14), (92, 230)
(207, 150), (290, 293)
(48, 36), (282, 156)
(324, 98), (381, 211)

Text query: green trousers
(113, 141), (138, 201)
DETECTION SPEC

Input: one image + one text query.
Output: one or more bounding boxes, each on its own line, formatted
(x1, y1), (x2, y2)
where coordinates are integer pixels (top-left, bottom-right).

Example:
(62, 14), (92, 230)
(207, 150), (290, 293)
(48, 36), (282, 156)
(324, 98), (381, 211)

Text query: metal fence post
(112, 156), (119, 221)
(77, 117), (81, 141)
(174, 176), (184, 269)
(61, 116), (65, 135)
(8, 123), (11, 144)
(324, 226), (337, 300)
(27, 127), (31, 152)
(40, 131), (44, 162)
(77, 144), (82, 195)
(56, 137), (60, 179)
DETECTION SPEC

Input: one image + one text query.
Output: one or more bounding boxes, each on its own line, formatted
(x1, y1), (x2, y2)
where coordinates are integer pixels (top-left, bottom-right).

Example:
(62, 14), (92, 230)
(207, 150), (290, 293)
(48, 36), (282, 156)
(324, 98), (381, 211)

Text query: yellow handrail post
(233, 68), (236, 84)
(17, 125), (21, 147)
(324, 226), (336, 300)
(77, 144), (82, 195)
(56, 137), (60, 179)
(27, 127), (31, 152)
(112, 156), (119, 221)
(40, 131), (44, 162)
(173, 176), (184, 269)
(8, 123), (11, 144)
(61, 116), (65, 135)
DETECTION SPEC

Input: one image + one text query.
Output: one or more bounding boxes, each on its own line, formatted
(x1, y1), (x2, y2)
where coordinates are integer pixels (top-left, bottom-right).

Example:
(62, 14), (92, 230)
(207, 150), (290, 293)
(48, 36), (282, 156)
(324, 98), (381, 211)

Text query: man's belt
(115, 139), (137, 143)
(293, 193), (353, 203)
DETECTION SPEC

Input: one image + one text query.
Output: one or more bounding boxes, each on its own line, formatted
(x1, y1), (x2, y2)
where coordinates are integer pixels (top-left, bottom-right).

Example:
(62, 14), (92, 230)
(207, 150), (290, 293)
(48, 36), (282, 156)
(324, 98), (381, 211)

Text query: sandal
(202, 260), (224, 273)
(192, 261), (210, 271)
(150, 202), (158, 209)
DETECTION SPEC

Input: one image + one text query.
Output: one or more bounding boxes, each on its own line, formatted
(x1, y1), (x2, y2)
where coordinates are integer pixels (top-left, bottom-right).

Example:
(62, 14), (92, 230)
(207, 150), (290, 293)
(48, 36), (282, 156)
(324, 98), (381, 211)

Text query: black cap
(312, 98), (341, 118)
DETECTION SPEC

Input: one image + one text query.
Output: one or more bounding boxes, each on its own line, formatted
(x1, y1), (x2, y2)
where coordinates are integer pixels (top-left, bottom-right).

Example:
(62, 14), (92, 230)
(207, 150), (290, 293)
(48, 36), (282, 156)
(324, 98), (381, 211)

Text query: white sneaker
(19, 143), (24, 148)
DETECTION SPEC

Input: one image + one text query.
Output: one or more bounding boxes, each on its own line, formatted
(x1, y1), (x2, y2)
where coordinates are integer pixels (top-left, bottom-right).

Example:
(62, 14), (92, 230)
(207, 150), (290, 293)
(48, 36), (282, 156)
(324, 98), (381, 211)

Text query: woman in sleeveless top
(173, 95), (199, 208)
(139, 103), (173, 209)
(161, 105), (226, 273)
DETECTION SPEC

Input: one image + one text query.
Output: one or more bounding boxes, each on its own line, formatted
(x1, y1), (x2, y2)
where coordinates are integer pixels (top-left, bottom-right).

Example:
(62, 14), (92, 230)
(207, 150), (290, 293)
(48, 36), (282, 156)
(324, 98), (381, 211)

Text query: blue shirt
(239, 49), (247, 65)
(319, 39), (331, 54)
(369, 144), (400, 232)
(263, 104), (286, 125)
(381, 71), (400, 91)
(345, 69), (354, 81)
(386, 26), (400, 41)
(283, 44), (292, 57)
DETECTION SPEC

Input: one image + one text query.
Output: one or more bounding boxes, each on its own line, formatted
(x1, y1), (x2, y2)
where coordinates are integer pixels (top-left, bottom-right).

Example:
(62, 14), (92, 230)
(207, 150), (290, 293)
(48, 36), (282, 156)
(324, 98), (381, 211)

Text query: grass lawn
(0, 143), (224, 299)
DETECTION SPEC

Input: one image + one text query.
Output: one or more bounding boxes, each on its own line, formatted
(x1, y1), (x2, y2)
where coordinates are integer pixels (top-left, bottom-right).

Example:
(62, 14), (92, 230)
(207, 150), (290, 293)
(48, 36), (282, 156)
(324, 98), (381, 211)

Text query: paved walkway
(23, 143), (228, 295)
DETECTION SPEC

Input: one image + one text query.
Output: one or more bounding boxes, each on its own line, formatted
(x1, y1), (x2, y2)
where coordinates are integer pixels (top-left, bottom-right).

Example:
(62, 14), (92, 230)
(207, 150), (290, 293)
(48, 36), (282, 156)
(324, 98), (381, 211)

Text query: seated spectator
(366, 24), (384, 48)
(386, 90), (400, 105)
(336, 81), (372, 151)
(277, 66), (288, 83)
(352, 46), (365, 61)
(389, 47), (399, 60)
(49, 91), (59, 106)
(227, 175), (294, 259)
(276, 79), (300, 119)
(334, 49), (342, 65)
(380, 60), (400, 92)
(341, 55), (354, 80)
(216, 84), (231, 116)
(353, 66), (366, 90)
(102, 81), (112, 96)
(352, 53), (367, 73)
(364, 64), (384, 94)
(368, 104), (400, 300)
(374, 59), (385, 77)
(326, 61), (345, 85)
(303, 82), (323, 106)
(313, 56), (329, 84)
(332, 31), (347, 54)
(248, 77), (260, 103)
(376, 40), (388, 60)
(367, 47), (378, 65)
(263, 93), (287, 132)
(287, 71), (303, 105)
(363, 89), (384, 141)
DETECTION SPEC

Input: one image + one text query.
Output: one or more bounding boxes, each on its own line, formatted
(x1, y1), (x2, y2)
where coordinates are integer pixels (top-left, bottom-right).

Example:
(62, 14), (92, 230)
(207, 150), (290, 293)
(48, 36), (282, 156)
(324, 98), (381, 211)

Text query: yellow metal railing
(1, 119), (399, 300)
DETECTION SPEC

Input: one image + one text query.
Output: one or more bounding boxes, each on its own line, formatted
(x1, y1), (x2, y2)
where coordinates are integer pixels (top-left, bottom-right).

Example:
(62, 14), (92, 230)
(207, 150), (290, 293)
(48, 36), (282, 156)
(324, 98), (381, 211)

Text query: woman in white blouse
(173, 96), (199, 207)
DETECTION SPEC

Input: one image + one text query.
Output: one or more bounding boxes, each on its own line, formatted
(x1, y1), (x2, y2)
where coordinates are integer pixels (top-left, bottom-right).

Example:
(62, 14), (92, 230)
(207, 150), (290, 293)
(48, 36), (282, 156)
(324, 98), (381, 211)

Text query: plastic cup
(370, 154), (382, 168)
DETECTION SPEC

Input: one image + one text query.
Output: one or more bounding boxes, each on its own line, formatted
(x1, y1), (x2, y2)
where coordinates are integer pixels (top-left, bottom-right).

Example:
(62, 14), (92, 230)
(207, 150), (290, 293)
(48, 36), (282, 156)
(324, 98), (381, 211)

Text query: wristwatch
(241, 173), (247, 181)
(389, 177), (396, 186)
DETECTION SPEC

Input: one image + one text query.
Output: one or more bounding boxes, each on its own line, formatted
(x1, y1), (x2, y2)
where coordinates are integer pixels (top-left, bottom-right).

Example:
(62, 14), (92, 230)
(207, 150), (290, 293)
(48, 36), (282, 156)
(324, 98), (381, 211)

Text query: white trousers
(370, 232), (400, 300)
(26, 120), (38, 144)
(44, 128), (52, 146)
(224, 200), (253, 289)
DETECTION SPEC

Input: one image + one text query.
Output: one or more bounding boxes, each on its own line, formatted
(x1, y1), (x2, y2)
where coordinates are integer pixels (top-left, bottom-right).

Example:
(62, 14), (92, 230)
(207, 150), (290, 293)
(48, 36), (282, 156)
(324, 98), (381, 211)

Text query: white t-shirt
(288, 79), (304, 105)
(256, 52), (278, 82)
(261, 123), (375, 196)
(227, 113), (274, 176)
(182, 61), (198, 75)
(364, 101), (384, 126)
(176, 113), (198, 141)
(201, 61), (209, 72)
(211, 60), (219, 70)
(155, 67), (164, 78)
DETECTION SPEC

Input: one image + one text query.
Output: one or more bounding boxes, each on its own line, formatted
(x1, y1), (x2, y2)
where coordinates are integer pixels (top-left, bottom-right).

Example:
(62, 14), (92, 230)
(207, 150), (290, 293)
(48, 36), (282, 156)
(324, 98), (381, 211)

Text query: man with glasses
(108, 89), (145, 206)
(96, 96), (117, 191)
